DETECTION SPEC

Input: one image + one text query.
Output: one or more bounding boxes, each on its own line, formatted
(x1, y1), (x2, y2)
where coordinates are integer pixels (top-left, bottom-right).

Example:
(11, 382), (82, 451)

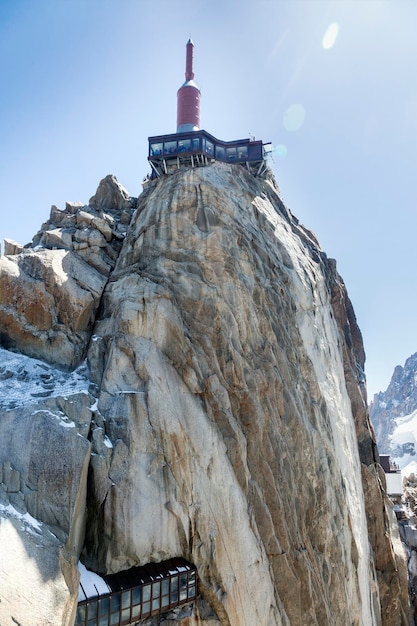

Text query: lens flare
(283, 104), (306, 132)
(274, 144), (288, 158)
(322, 22), (339, 50)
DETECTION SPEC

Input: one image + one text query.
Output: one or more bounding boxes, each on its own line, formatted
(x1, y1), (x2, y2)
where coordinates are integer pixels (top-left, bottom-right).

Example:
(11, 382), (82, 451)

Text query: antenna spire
(176, 39), (201, 133)
(185, 38), (194, 81)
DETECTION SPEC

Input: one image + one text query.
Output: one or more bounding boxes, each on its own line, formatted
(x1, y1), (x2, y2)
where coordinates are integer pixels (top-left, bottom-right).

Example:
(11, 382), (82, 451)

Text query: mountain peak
(0, 164), (409, 625)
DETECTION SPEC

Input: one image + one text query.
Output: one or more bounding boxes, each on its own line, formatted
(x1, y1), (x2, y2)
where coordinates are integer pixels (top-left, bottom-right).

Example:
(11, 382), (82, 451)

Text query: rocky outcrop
(0, 512), (73, 626)
(0, 248), (108, 368)
(3, 238), (24, 255)
(0, 164), (410, 625)
(83, 163), (408, 624)
(0, 348), (93, 626)
(0, 175), (136, 368)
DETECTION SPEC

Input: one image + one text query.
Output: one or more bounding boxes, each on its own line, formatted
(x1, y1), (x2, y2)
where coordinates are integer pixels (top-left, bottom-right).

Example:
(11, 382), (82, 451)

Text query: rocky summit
(0, 165), (410, 625)
(370, 352), (417, 460)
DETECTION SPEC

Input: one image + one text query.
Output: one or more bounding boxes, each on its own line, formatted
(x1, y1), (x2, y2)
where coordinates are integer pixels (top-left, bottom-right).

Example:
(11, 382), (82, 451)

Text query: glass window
(142, 585), (151, 602)
(75, 604), (86, 626)
(150, 143), (163, 156)
(161, 579), (170, 595)
(121, 591), (130, 609)
(161, 595), (170, 609)
(188, 585), (196, 598)
(99, 615), (108, 626)
(110, 613), (119, 626)
(216, 145), (225, 160)
(179, 573), (188, 601)
(87, 601), (98, 621)
(226, 147), (237, 160)
(237, 145), (248, 159)
(164, 141), (177, 155)
(152, 581), (161, 597)
(152, 597), (161, 612)
(189, 571), (196, 583)
(142, 601), (151, 616)
(121, 607), (130, 623)
(170, 576), (178, 603)
(178, 139), (191, 152)
(203, 139), (214, 155)
(99, 598), (109, 616)
(131, 604), (141, 620)
(110, 594), (120, 613)
(132, 587), (141, 605)
(191, 137), (200, 151)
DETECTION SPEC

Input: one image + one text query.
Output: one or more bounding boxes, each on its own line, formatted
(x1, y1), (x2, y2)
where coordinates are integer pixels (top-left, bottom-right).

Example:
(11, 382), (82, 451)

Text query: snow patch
(402, 460), (417, 478)
(31, 408), (75, 428)
(0, 347), (90, 410)
(78, 562), (111, 600)
(0, 502), (42, 533)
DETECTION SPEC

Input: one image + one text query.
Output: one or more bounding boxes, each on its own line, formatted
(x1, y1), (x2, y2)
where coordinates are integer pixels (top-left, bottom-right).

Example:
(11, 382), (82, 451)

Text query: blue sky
(0, 0), (416, 398)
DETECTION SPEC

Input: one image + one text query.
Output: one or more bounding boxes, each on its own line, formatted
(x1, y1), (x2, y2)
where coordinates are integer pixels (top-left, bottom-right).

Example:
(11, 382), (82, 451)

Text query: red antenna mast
(177, 38), (201, 133)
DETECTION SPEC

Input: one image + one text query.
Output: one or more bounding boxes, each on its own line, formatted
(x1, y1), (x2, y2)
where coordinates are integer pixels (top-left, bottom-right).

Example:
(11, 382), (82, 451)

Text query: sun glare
(275, 144), (288, 158)
(322, 22), (339, 50)
(283, 104), (306, 132)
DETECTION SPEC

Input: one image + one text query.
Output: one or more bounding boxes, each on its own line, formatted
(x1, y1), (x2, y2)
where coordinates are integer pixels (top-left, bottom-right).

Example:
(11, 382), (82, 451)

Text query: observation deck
(148, 129), (270, 178)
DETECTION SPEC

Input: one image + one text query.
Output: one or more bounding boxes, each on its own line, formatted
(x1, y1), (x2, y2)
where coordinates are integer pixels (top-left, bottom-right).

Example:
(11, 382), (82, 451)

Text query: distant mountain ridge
(370, 352), (417, 463)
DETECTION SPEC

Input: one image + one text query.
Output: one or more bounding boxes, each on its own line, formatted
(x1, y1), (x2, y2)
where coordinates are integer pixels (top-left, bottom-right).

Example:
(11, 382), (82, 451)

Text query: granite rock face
(0, 349), (93, 626)
(0, 175), (135, 368)
(0, 164), (410, 625)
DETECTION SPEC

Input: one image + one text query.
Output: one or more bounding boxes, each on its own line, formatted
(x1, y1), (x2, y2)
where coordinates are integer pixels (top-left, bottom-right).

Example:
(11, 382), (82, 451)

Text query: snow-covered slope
(389, 408), (417, 476)
(370, 352), (417, 455)
(370, 352), (417, 478)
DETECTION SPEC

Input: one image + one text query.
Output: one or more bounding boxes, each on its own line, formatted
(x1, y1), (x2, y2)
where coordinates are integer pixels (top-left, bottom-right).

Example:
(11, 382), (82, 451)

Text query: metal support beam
(150, 161), (161, 177)
(256, 160), (266, 176)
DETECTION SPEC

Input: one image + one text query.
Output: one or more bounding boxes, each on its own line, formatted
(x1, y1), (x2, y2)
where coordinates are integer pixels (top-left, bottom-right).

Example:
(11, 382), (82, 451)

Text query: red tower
(177, 39), (201, 133)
